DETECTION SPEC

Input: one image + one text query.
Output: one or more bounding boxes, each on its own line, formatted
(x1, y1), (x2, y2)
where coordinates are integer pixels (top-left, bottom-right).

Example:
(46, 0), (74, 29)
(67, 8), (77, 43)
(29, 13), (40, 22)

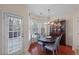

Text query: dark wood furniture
(50, 20), (66, 45)
(60, 20), (66, 45)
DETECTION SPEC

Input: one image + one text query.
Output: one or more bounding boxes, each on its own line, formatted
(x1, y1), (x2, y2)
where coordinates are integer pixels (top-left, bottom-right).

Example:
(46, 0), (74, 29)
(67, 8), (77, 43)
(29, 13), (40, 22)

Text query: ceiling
(27, 4), (79, 18)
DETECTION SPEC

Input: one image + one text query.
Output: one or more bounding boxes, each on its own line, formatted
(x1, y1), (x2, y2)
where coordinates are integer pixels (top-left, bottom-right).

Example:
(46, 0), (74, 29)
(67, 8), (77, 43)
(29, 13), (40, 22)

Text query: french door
(4, 13), (23, 54)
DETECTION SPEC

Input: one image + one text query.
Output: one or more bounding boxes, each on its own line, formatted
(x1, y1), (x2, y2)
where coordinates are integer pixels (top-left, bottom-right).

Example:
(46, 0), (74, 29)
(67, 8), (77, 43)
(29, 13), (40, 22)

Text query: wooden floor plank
(28, 42), (75, 55)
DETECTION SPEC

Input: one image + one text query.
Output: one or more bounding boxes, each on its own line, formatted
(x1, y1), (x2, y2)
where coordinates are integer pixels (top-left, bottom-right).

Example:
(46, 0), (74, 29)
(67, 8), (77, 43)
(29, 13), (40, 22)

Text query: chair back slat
(54, 34), (62, 48)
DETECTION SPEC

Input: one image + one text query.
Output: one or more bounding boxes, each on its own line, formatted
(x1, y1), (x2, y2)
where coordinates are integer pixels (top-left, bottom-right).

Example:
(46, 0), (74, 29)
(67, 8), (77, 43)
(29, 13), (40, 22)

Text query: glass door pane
(9, 17), (13, 31)
(8, 16), (14, 53)
(8, 15), (22, 54)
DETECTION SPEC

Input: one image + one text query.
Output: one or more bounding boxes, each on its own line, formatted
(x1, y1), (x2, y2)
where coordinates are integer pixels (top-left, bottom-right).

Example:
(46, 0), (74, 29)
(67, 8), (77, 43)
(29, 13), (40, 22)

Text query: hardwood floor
(58, 45), (74, 55)
(28, 42), (75, 55)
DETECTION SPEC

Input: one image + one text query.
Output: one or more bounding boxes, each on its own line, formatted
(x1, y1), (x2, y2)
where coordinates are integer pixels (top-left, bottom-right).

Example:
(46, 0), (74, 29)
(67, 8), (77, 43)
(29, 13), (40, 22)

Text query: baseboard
(65, 44), (72, 48)
(60, 44), (72, 48)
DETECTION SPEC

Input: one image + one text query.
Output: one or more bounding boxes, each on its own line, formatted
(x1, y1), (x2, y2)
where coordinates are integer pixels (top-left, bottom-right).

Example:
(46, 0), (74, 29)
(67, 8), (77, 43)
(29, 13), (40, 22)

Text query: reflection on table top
(38, 36), (56, 43)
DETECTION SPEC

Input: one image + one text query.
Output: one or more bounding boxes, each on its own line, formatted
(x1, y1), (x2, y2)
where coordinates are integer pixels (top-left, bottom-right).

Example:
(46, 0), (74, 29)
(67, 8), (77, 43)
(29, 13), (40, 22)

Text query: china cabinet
(50, 20), (66, 45)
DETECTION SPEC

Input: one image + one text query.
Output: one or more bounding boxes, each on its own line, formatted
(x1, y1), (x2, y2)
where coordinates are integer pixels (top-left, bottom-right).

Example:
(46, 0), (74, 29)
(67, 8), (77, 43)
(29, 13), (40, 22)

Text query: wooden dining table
(38, 36), (56, 43)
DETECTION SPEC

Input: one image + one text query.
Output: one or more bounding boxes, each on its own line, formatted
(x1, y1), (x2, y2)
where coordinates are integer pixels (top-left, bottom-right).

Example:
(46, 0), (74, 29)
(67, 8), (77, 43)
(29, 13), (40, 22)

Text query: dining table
(38, 36), (56, 43)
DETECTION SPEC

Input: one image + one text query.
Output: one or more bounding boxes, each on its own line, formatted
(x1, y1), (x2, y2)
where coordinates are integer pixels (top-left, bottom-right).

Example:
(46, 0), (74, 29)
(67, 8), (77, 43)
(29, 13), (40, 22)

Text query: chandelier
(44, 9), (61, 27)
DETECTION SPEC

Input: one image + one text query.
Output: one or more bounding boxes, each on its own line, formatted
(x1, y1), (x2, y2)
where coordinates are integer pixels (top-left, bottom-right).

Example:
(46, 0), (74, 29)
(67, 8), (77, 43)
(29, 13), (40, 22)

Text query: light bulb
(58, 23), (61, 26)
(51, 22), (54, 25)
(48, 22), (50, 24)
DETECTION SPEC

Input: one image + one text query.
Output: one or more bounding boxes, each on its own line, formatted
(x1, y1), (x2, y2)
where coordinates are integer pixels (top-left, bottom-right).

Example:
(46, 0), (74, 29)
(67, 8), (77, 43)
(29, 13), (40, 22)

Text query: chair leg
(52, 50), (54, 55)
(56, 49), (58, 55)
(45, 48), (47, 54)
(57, 47), (59, 55)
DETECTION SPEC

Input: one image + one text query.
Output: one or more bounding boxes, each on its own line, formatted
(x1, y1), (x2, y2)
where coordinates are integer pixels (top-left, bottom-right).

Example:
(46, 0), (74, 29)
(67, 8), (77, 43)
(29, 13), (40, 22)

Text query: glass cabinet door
(8, 16), (22, 54)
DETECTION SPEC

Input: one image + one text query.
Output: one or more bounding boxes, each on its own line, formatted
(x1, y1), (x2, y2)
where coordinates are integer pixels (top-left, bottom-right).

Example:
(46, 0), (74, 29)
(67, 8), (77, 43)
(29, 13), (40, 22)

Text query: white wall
(66, 17), (73, 46)
(65, 8), (79, 54)
(0, 12), (2, 54)
(0, 5), (29, 54)
(72, 15), (79, 53)
(67, 11), (79, 54)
